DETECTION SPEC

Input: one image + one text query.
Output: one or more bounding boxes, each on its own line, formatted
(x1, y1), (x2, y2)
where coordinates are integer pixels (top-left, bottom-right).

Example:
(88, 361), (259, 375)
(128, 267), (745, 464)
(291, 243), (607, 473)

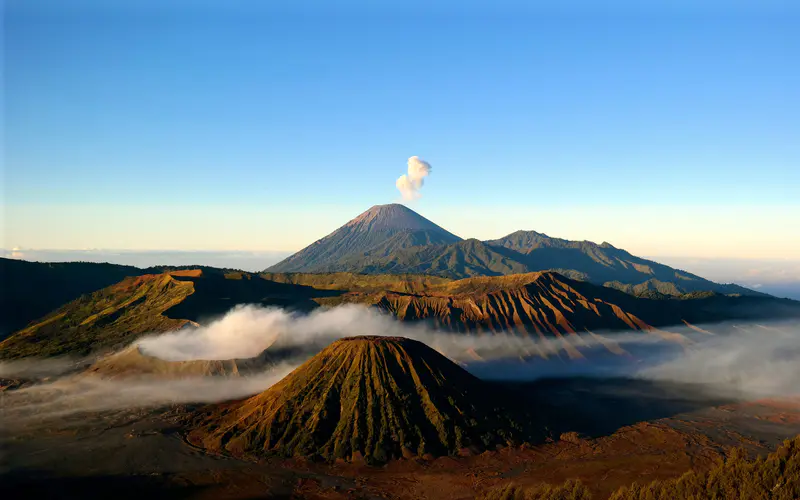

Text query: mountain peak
(190, 335), (533, 462)
(265, 204), (461, 273)
(346, 203), (449, 233)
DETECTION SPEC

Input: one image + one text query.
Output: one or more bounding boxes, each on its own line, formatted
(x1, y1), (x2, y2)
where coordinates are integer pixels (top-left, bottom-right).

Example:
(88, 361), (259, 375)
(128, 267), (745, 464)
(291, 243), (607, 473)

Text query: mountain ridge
(3, 268), (799, 362)
(265, 205), (764, 297)
(316, 271), (799, 340)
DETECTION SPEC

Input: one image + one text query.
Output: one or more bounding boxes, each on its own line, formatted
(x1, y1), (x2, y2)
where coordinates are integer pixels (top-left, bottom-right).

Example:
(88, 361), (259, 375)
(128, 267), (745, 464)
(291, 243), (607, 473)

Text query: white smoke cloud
(396, 156), (432, 200)
(136, 304), (285, 361)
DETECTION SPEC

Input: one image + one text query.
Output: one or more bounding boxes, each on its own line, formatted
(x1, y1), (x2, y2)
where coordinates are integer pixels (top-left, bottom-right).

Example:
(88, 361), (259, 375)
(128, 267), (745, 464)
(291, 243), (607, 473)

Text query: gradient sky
(4, 1), (799, 259)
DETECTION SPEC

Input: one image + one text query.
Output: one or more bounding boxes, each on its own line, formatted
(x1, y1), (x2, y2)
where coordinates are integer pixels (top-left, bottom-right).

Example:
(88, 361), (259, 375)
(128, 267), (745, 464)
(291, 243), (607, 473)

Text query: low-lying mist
(639, 323), (800, 398)
(0, 363), (298, 431)
(2, 303), (799, 430)
(134, 303), (663, 363)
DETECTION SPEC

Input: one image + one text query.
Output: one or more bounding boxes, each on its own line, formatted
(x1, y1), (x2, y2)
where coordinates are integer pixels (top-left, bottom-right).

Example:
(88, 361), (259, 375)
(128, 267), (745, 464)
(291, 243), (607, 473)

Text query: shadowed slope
(0, 259), (294, 342)
(8, 269), (798, 362)
(190, 336), (535, 462)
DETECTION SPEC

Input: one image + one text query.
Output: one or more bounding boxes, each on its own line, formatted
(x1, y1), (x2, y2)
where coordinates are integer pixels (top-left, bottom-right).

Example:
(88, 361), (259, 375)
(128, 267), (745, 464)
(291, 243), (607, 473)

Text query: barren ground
(3, 377), (800, 499)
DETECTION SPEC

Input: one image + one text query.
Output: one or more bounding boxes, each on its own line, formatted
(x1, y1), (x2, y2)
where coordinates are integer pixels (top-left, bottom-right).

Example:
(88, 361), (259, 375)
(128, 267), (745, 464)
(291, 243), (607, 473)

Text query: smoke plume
(396, 156), (432, 200)
(136, 304), (285, 360)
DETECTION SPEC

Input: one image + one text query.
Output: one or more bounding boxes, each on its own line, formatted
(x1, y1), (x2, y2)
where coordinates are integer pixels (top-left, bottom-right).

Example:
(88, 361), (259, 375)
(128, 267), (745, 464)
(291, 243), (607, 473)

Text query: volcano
(266, 204), (462, 273)
(190, 336), (535, 463)
(264, 204), (764, 297)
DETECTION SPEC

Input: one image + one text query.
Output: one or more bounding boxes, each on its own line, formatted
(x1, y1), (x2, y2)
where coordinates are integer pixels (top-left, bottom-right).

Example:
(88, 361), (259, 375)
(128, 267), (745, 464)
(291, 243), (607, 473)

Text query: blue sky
(4, 1), (799, 259)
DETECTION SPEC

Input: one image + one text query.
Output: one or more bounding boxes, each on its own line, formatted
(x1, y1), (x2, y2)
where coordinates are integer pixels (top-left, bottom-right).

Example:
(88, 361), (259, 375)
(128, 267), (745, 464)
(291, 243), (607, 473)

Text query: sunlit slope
(0, 270), (330, 360)
(0, 273), (194, 360)
(318, 272), (800, 336)
(190, 336), (538, 462)
(0, 257), (148, 338)
(609, 435), (800, 500)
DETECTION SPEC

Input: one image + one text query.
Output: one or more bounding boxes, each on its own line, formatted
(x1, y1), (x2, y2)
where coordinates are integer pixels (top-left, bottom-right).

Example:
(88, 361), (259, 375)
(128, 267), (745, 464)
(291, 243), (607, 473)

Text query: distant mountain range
(266, 204), (762, 297)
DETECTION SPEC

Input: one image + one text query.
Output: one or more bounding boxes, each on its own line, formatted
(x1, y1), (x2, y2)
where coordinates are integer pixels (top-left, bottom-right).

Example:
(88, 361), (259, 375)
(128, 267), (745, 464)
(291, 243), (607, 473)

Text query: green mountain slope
(0, 258), (147, 338)
(0, 273), (194, 359)
(0, 269), (331, 360)
(333, 238), (530, 278)
(486, 230), (759, 296)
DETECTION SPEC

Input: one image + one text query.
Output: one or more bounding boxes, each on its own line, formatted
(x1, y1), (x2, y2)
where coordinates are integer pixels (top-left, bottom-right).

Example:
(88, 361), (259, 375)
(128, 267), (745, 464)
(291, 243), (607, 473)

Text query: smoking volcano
(190, 335), (538, 463)
(266, 203), (461, 273)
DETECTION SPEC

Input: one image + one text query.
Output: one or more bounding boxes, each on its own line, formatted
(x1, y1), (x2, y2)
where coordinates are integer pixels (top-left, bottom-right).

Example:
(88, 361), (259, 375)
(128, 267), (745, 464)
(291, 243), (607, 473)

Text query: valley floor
(3, 378), (800, 500)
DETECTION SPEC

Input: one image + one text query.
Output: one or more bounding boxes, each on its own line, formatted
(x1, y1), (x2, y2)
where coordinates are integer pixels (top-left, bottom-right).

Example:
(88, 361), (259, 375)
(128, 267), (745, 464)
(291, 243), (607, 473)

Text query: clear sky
(4, 1), (799, 260)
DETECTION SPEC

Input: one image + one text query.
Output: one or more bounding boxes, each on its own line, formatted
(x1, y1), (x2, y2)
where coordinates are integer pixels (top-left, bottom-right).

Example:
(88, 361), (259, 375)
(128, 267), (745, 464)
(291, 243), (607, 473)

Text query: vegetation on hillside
(609, 435), (800, 500)
(478, 480), (591, 500)
(479, 435), (800, 500)
(0, 269), (342, 360)
(0, 273), (193, 359)
(0, 258), (147, 338)
(259, 271), (451, 293)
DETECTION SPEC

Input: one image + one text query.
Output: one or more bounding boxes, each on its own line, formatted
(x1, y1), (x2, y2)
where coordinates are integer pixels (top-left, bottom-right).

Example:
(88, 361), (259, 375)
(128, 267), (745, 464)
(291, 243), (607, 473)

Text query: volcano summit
(190, 335), (535, 463)
(267, 204), (462, 273)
